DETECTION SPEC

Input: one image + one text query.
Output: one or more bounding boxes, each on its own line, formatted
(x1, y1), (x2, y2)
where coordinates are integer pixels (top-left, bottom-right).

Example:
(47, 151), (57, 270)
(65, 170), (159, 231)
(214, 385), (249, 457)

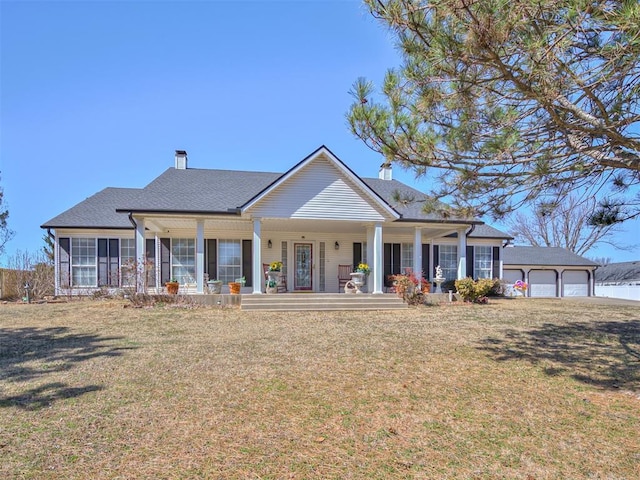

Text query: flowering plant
(356, 263), (370, 275)
(269, 261), (283, 272)
(513, 280), (528, 292)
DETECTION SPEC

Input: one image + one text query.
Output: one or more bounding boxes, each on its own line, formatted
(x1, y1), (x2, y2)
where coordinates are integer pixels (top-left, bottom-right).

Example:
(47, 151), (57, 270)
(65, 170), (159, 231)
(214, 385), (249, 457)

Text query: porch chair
(337, 264), (352, 292)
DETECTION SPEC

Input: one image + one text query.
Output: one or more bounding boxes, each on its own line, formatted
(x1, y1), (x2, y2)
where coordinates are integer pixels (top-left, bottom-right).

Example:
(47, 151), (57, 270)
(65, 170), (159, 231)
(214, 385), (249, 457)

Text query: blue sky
(1, 0), (638, 264)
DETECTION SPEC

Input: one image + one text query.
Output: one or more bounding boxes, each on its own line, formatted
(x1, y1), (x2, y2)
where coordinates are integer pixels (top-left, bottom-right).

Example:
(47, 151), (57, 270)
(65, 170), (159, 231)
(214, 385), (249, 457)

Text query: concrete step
(240, 293), (407, 311)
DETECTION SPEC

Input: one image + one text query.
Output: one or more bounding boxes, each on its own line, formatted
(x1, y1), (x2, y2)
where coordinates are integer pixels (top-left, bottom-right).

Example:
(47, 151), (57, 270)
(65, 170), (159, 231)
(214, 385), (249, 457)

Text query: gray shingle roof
(120, 167), (282, 213)
(595, 261), (640, 282)
(503, 246), (598, 267)
(41, 160), (510, 239)
(41, 188), (142, 229)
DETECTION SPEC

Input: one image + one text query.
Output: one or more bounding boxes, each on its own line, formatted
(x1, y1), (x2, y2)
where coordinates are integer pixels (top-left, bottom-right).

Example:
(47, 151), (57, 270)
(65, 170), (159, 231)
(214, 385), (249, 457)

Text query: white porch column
(135, 216), (146, 294)
(367, 226), (374, 292)
(371, 223), (383, 294)
(252, 218), (263, 294)
(457, 227), (467, 279)
(196, 220), (205, 294)
(557, 268), (564, 297)
(413, 227), (422, 288)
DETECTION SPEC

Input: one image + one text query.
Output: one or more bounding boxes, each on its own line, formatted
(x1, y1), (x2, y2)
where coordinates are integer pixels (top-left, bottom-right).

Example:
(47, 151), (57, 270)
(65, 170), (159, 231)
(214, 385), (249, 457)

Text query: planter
(228, 282), (241, 295)
(349, 272), (366, 294)
(207, 280), (222, 294)
(165, 281), (179, 295)
(266, 271), (280, 294)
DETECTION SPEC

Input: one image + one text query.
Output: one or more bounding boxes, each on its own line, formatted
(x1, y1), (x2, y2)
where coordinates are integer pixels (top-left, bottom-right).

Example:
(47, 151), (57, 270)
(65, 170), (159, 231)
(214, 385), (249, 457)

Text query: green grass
(0, 298), (638, 479)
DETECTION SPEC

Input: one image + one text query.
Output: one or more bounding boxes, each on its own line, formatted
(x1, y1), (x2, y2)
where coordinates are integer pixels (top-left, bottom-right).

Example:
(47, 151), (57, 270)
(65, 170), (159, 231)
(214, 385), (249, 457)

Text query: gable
(245, 152), (394, 221)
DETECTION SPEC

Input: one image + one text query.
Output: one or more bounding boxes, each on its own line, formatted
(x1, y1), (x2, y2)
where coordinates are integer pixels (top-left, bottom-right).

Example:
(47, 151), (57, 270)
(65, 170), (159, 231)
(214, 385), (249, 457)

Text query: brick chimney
(174, 150), (188, 169)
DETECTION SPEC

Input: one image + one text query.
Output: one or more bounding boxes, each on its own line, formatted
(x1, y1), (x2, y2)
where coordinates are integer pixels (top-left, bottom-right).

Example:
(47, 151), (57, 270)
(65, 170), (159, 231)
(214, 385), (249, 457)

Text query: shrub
(454, 277), (496, 303)
(391, 269), (429, 305)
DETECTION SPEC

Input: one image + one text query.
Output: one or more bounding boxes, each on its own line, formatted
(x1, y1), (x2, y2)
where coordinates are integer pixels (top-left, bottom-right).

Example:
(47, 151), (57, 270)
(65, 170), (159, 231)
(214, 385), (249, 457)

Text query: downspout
(465, 224), (476, 237)
(127, 212), (137, 229)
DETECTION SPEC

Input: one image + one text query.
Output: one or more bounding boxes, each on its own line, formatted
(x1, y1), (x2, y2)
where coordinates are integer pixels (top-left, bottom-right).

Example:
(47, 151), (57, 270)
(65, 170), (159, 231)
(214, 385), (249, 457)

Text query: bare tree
(506, 196), (630, 255)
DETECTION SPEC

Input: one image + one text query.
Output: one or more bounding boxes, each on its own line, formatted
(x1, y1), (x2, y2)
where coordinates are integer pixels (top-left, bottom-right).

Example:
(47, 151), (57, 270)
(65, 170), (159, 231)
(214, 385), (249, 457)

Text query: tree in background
(348, 0), (640, 224)
(42, 233), (55, 263)
(506, 196), (630, 256)
(0, 174), (14, 256)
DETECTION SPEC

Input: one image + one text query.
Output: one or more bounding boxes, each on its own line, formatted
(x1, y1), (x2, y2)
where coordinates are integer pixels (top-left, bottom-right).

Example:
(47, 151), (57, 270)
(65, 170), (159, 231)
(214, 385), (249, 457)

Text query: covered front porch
(133, 214), (475, 296)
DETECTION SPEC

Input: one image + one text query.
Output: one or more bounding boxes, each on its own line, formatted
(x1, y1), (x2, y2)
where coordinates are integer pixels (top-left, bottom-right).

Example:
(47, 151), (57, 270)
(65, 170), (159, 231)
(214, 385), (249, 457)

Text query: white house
(41, 145), (515, 296)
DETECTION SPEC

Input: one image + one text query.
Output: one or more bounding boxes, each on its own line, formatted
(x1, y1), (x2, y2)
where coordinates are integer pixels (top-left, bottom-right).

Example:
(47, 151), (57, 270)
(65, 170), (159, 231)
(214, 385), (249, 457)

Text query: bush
(390, 269), (429, 305)
(454, 277), (496, 303)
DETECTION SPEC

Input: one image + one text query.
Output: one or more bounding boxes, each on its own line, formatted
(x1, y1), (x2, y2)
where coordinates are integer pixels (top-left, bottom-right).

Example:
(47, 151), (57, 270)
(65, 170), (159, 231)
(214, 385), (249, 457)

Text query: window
(171, 238), (196, 284)
(218, 239), (241, 284)
(438, 245), (457, 281)
(474, 246), (493, 279)
(401, 243), (413, 273)
(120, 238), (136, 287)
(71, 238), (97, 287)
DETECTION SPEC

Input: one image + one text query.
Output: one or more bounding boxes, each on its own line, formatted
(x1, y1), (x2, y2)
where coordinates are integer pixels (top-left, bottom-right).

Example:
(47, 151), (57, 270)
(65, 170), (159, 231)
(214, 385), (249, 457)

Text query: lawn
(1, 298), (638, 479)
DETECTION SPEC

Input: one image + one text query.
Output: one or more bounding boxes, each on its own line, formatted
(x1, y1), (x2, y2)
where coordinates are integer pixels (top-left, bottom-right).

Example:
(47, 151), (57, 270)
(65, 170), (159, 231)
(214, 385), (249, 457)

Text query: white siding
(562, 270), (589, 297)
(248, 156), (387, 221)
(530, 270), (557, 297)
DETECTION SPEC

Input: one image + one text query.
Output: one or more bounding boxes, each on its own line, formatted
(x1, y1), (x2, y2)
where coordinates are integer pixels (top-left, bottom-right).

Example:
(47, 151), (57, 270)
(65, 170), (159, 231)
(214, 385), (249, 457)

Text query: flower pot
(228, 282), (241, 295)
(165, 281), (179, 295)
(207, 280), (222, 294)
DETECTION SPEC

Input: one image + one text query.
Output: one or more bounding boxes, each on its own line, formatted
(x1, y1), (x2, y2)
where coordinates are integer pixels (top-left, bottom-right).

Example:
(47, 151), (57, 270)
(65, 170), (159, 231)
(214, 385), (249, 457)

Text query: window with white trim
(71, 238), (97, 287)
(120, 238), (136, 287)
(438, 245), (457, 281)
(401, 243), (413, 273)
(171, 238), (196, 284)
(474, 246), (493, 279)
(218, 239), (241, 284)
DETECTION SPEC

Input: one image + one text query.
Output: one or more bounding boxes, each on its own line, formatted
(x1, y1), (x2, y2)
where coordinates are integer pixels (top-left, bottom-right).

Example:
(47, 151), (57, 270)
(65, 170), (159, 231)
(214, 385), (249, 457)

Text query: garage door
(503, 269), (523, 296)
(529, 270), (557, 297)
(563, 270), (589, 297)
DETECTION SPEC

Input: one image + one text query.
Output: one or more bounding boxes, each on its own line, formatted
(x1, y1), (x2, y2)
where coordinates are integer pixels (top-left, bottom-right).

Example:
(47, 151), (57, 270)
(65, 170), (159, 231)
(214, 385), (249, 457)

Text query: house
(594, 261), (640, 301)
(41, 145), (514, 296)
(502, 246), (598, 297)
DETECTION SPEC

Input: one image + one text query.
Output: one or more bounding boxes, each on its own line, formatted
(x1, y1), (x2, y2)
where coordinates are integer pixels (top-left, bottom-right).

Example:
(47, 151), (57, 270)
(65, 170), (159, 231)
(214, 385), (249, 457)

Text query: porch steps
(240, 293), (408, 311)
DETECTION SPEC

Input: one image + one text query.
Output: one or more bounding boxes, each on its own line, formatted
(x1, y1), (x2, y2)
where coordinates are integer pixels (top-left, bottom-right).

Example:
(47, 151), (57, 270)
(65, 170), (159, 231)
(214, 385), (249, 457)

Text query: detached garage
(502, 246), (597, 298)
(529, 270), (557, 297)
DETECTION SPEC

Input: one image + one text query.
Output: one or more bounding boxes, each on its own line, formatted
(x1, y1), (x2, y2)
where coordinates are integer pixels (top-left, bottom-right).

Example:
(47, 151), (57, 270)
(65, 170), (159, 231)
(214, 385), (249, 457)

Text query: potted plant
(349, 263), (370, 294)
(165, 279), (179, 294)
(207, 279), (223, 294)
(229, 277), (245, 295)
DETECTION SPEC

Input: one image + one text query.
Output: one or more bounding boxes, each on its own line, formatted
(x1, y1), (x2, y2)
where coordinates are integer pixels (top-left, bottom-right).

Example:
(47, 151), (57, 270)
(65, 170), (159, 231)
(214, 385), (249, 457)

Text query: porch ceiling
(138, 215), (466, 238)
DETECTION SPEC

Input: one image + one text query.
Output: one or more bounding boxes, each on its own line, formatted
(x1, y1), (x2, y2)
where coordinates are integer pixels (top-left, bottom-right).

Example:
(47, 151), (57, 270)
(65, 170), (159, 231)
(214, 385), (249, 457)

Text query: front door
(294, 243), (312, 291)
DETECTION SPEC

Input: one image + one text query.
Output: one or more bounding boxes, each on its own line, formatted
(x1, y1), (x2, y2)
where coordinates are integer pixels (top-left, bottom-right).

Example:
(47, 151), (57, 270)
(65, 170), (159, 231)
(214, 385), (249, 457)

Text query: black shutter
(466, 246), (474, 279)
(422, 243), (430, 280)
(59, 237), (71, 288)
(207, 239), (217, 280)
(242, 240), (252, 287)
(109, 239), (119, 286)
(392, 243), (401, 274)
(433, 245), (439, 277)
(353, 243), (362, 270)
(98, 239), (108, 286)
(161, 238), (171, 284)
(383, 243), (392, 286)
(146, 239), (156, 287)
(492, 246), (500, 279)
